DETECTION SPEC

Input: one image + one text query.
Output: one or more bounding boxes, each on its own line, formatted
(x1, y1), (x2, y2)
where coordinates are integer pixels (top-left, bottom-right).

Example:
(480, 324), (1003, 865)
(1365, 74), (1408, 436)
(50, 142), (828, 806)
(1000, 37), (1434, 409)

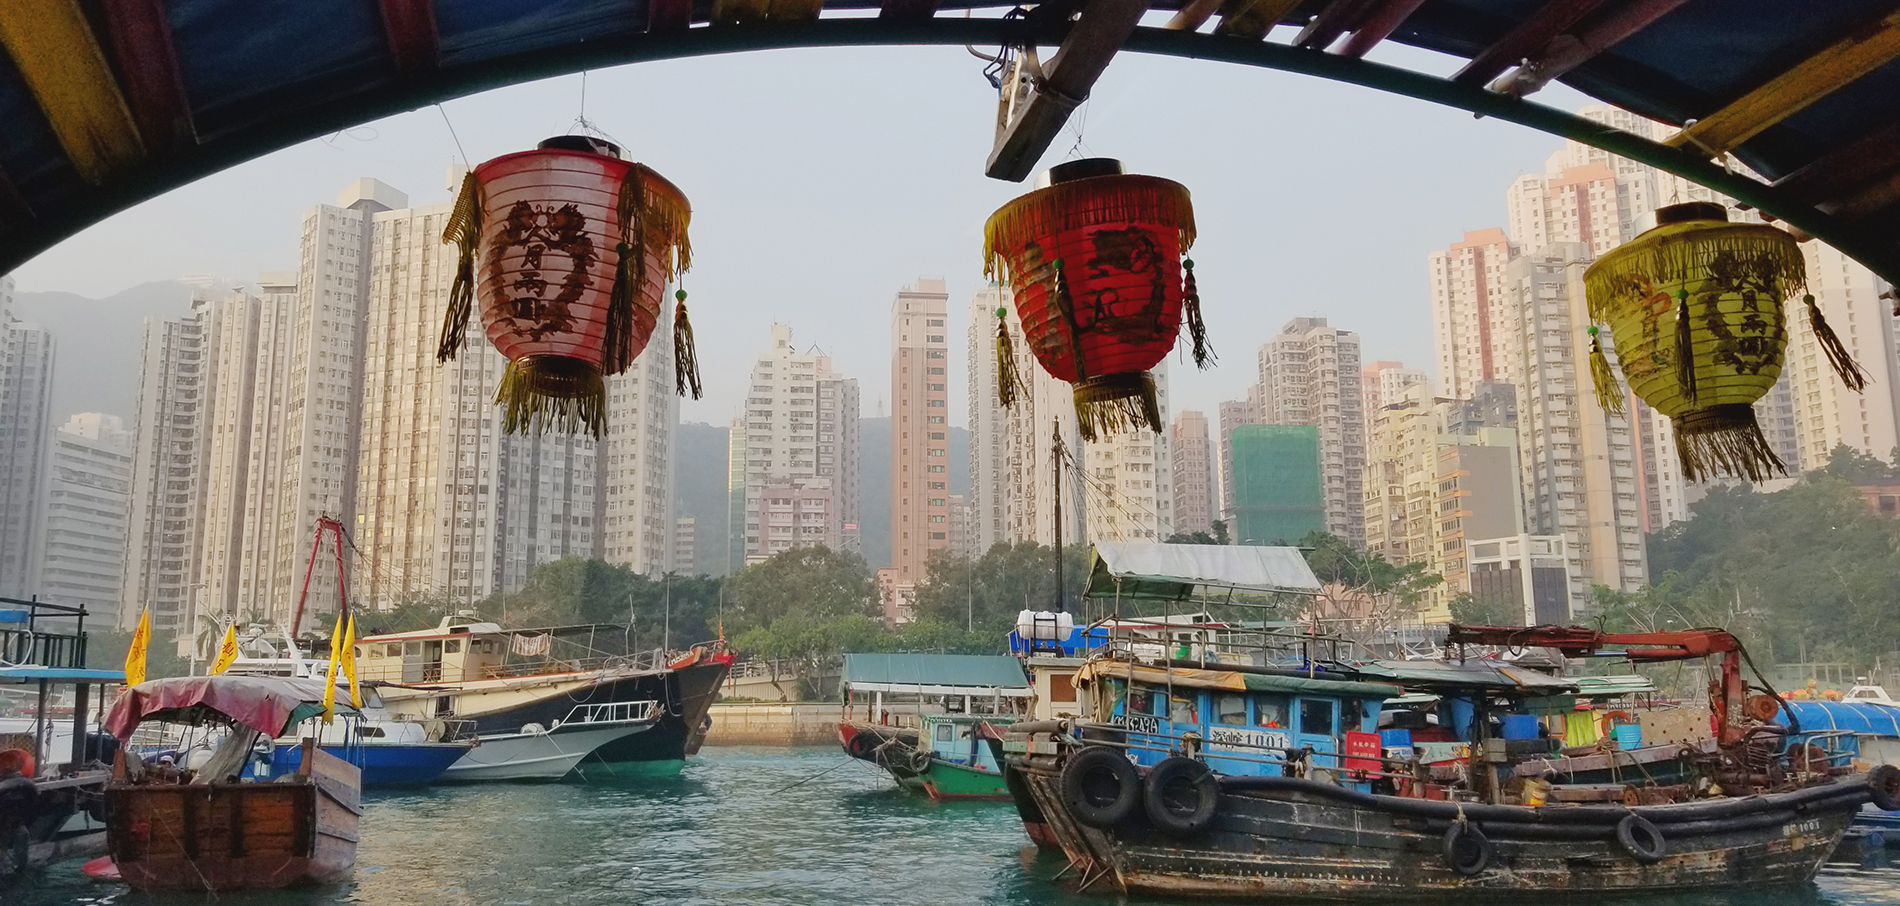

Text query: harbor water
(12, 747), (1900, 905)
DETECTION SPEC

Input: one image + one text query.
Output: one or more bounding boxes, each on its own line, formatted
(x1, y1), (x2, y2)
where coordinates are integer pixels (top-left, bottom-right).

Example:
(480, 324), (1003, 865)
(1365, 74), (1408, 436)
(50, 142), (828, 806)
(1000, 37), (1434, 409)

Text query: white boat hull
(439, 722), (649, 782)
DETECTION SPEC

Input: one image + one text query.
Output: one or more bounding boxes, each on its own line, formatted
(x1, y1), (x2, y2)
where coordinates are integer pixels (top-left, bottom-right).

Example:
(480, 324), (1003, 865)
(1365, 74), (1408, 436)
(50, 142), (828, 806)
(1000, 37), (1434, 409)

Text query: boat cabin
(1078, 659), (1397, 788)
(356, 617), (516, 684)
(917, 713), (1008, 774)
(840, 653), (1031, 727)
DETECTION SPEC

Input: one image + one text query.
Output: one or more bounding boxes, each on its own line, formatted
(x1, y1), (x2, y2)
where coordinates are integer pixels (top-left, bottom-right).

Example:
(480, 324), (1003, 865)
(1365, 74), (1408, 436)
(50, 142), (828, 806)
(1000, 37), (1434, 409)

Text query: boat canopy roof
(1572, 675), (1658, 699)
(1076, 659), (1399, 700)
(105, 675), (360, 742)
(1086, 542), (1322, 601)
(841, 653), (1031, 696)
(0, 665), (124, 684)
(1356, 659), (1576, 694)
(1777, 701), (1900, 737)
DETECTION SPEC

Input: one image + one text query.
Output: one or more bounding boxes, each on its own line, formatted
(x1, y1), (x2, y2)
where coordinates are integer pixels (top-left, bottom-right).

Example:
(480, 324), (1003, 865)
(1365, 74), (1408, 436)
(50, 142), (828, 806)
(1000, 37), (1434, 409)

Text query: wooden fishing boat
(1006, 621), (1900, 899)
(102, 675), (362, 892)
(837, 653), (1031, 801)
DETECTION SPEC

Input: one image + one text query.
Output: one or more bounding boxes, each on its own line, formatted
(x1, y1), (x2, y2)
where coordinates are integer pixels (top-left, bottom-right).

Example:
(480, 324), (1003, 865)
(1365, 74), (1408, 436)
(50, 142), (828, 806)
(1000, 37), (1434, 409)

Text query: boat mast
(1052, 420), (1063, 614)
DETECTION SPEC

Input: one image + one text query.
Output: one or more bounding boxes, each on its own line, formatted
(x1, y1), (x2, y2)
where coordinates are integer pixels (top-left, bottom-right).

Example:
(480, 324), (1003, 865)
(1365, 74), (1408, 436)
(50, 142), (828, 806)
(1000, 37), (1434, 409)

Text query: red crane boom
(1445, 624), (1755, 747)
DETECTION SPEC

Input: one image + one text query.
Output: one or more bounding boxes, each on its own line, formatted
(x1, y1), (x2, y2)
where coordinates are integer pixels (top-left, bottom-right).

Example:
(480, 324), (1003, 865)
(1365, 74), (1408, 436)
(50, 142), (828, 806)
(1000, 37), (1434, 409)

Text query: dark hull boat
(1013, 751), (1883, 899)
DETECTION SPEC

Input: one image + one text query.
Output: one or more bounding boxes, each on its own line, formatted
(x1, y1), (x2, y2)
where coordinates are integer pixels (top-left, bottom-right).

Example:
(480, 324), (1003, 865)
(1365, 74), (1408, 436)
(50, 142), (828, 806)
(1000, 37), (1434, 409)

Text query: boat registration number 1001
(1206, 728), (1291, 752)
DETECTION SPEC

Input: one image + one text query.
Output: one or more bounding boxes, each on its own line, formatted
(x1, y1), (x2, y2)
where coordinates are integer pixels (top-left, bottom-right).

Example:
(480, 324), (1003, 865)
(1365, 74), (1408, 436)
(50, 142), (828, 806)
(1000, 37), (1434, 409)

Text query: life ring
(1061, 746), (1140, 829)
(1870, 764), (1900, 812)
(1598, 711), (1633, 736)
(1442, 821), (1492, 876)
(1616, 814), (1666, 863)
(1143, 756), (1219, 835)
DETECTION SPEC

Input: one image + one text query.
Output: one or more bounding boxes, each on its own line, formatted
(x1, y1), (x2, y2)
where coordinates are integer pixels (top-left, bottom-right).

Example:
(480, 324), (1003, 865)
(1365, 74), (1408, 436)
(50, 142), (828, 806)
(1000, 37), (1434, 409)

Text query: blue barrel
(1500, 714), (1539, 740)
(1380, 729), (1412, 748)
(1613, 722), (1642, 749)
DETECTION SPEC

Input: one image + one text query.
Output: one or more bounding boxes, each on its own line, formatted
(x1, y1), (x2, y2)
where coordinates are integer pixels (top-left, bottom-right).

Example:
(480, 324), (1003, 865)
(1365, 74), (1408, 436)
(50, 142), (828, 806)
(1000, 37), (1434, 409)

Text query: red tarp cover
(105, 675), (355, 742)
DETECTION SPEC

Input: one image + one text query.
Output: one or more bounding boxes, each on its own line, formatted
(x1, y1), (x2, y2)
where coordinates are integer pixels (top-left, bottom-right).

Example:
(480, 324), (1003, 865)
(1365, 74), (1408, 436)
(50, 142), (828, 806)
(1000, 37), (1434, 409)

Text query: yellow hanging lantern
(1584, 202), (1864, 482)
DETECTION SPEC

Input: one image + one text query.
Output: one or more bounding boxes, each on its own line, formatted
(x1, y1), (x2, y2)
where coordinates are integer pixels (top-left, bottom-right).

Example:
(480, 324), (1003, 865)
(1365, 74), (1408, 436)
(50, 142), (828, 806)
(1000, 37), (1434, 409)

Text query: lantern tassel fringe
(1675, 293), (1697, 403)
(1582, 227), (1806, 323)
(983, 178), (1195, 282)
(1589, 334), (1625, 415)
(495, 358), (606, 438)
(1804, 294), (1869, 392)
(1072, 373), (1161, 443)
(996, 317), (1025, 408)
(436, 171), (481, 363)
(602, 172), (647, 376)
(1183, 260), (1214, 369)
(1674, 405), (1786, 484)
(674, 296), (703, 399)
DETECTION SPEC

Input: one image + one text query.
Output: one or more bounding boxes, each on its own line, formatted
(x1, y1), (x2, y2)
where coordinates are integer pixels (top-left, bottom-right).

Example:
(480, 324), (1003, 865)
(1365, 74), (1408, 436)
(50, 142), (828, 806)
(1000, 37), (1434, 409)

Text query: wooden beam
(879, 0), (940, 22)
(1666, 11), (1900, 157)
(1451, 0), (1609, 86)
(0, 162), (34, 239)
(0, 0), (145, 184)
(646, 0), (693, 30)
(97, 0), (197, 156)
(377, 0), (440, 78)
(1336, 0), (1430, 58)
(985, 0), (1147, 182)
(1165, 0), (1225, 33)
(1489, 0), (1695, 98)
(1293, 0), (1378, 50)
(1212, 0), (1303, 40)
(1774, 121), (1900, 203)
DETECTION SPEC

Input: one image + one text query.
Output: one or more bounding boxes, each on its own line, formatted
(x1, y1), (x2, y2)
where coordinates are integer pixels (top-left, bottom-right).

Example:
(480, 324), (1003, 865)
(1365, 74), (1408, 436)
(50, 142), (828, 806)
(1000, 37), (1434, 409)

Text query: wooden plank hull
(1014, 754), (1868, 899)
(107, 744), (360, 891)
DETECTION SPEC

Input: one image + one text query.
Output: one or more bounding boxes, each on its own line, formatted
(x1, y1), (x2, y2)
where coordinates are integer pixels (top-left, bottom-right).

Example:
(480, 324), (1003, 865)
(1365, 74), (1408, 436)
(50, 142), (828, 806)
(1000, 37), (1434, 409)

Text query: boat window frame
(1255, 694), (1289, 729)
(1298, 697), (1337, 738)
(1215, 692), (1248, 726)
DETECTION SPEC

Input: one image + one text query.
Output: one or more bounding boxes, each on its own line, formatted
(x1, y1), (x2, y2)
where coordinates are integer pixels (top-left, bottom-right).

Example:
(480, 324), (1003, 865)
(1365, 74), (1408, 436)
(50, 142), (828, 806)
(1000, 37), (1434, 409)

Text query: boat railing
(1040, 719), (1443, 787)
(478, 648), (673, 680)
(559, 699), (661, 727)
(0, 597), (90, 669)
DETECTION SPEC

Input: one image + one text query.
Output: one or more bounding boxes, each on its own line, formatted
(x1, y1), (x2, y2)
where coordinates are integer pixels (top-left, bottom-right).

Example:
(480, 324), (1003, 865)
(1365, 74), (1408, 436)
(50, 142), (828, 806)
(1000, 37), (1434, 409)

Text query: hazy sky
(10, 39), (1594, 428)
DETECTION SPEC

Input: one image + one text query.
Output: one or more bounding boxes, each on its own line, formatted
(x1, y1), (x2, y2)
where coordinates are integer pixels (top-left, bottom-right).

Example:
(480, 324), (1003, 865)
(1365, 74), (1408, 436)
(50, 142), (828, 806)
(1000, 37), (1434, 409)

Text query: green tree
(1299, 531), (1443, 626)
(731, 612), (892, 698)
(1822, 444), (1899, 483)
(909, 542), (1088, 638)
(88, 628), (189, 679)
(1446, 592), (1519, 627)
(1165, 520), (1230, 546)
(723, 546), (875, 633)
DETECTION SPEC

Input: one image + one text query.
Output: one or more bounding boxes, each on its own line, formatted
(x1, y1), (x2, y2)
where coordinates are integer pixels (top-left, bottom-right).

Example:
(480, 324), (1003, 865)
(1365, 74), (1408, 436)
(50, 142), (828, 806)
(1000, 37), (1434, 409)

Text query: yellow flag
(321, 613), (343, 723)
(124, 608), (150, 688)
(339, 615), (362, 708)
(209, 623), (239, 675)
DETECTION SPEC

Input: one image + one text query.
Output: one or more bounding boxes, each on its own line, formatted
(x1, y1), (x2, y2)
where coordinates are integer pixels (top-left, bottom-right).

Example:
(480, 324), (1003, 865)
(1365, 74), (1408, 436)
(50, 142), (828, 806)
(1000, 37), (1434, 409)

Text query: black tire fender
(1870, 765), (1900, 812)
(1061, 746), (1140, 829)
(1616, 813), (1666, 864)
(1143, 756), (1219, 835)
(845, 732), (879, 761)
(1443, 821), (1493, 876)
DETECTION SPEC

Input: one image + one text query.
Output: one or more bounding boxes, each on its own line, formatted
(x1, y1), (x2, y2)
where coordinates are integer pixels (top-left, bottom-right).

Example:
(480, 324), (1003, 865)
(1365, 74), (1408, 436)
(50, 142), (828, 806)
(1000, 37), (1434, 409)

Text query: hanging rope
(1803, 294), (1869, 392)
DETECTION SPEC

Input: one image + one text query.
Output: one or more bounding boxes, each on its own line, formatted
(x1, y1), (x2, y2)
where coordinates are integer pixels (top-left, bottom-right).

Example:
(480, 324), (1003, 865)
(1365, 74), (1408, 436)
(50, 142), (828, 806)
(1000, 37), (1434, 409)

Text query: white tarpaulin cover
(1086, 542), (1322, 601)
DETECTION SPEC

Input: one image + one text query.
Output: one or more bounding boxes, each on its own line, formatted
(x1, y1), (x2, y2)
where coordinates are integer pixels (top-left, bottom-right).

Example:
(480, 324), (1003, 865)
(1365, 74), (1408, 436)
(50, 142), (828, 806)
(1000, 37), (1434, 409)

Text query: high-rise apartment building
(1168, 409), (1214, 537)
(725, 417), (746, 574)
(1506, 243), (1647, 610)
(966, 286), (1012, 554)
(599, 309), (681, 574)
(0, 275), (53, 599)
(738, 324), (859, 564)
(1215, 392), (1261, 525)
(196, 288), (265, 622)
(1000, 307), (1085, 548)
(124, 296), (214, 640)
(224, 275), (300, 626)
(1361, 361), (1427, 434)
(38, 414), (133, 621)
(1229, 425), (1325, 546)
(1078, 366), (1173, 543)
(673, 516), (696, 575)
(1786, 239), (1900, 469)
(889, 278), (950, 587)
(1257, 317), (1365, 545)
(1429, 228), (1517, 399)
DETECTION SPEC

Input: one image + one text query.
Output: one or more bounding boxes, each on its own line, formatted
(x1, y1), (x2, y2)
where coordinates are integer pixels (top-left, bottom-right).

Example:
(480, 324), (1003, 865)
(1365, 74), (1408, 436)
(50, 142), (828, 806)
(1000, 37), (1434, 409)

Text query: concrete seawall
(704, 703), (840, 746)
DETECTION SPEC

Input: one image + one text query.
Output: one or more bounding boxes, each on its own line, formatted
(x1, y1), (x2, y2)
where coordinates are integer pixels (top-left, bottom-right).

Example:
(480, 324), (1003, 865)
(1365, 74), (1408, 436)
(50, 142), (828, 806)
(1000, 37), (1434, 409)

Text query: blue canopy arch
(1, 0), (1898, 283)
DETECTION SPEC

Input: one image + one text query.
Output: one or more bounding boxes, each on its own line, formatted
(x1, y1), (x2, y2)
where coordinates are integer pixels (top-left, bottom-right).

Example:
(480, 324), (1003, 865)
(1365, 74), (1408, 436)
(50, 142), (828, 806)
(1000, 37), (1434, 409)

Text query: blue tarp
(1778, 701), (1900, 738)
(0, 665), (126, 683)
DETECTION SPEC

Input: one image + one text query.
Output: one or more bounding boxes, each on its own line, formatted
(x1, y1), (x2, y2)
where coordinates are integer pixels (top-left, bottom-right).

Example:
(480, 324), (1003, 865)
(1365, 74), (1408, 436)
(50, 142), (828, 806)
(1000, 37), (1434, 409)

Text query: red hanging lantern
(983, 159), (1209, 441)
(436, 135), (698, 436)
